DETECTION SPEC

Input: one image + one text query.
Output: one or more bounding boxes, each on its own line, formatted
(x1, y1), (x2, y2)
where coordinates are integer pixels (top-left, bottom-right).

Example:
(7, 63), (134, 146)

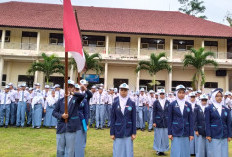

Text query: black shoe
(100, 128), (104, 130)
(148, 129), (152, 132)
(190, 154), (196, 156)
(96, 127), (99, 130)
(4, 125), (8, 128)
(160, 152), (165, 156)
(141, 128), (144, 131)
(156, 152), (162, 156)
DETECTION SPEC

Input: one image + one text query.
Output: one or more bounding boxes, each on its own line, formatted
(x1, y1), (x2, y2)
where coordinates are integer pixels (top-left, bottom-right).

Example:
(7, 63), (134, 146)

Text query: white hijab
(211, 91), (223, 116)
(119, 94), (129, 115)
(176, 91), (185, 115)
(158, 94), (166, 109)
(189, 98), (197, 111)
(199, 100), (208, 113)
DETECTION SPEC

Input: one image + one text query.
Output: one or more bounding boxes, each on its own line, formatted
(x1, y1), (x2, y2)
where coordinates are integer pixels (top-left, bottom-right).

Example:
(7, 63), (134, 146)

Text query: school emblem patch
(80, 102), (84, 107)
(128, 106), (132, 111)
(187, 107), (190, 112)
(73, 100), (75, 104)
(225, 112), (228, 116)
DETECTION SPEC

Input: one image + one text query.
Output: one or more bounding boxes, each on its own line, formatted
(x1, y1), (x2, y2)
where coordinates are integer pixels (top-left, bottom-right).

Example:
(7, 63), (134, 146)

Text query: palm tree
(136, 52), (171, 89)
(183, 47), (218, 90)
(69, 50), (103, 80)
(28, 53), (64, 84)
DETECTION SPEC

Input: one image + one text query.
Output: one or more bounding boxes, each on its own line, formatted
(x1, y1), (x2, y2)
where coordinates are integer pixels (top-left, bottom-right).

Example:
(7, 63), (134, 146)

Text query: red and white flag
(63, 0), (85, 72)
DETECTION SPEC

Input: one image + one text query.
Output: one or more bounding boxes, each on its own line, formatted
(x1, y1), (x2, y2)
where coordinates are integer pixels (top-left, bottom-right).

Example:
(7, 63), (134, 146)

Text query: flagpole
(64, 52), (68, 123)
(75, 9), (83, 84)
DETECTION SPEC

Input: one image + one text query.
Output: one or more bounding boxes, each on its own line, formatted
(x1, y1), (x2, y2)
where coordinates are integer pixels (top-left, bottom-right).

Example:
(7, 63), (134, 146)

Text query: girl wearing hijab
(153, 89), (170, 156)
(188, 92), (198, 156)
(43, 89), (58, 128)
(110, 83), (136, 157)
(31, 89), (44, 129)
(168, 85), (194, 157)
(205, 88), (231, 157)
(194, 94), (208, 157)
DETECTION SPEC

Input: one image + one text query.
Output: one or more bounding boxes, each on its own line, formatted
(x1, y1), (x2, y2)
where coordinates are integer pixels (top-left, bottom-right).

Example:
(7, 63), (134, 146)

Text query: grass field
(0, 127), (232, 157)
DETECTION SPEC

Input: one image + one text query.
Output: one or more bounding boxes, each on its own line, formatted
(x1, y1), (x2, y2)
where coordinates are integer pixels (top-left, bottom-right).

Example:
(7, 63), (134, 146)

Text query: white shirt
(18, 90), (30, 102)
(42, 90), (51, 99)
(44, 95), (58, 109)
(55, 89), (65, 100)
(0, 92), (11, 104)
(89, 92), (96, 105)
(9, 89), (18, 102)
(108, 94), (114, 105)
(138, 94), (147, 107)
(148, 96), (156, 107)
(94, 92), (107, 105)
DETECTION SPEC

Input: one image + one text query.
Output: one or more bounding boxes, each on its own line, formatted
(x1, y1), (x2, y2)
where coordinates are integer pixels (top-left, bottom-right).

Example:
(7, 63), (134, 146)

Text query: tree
(225, 12), (232, 27)
(135, 52), (171, 89)
(178, 0), (207, 19)
(28, 53), (64, 84)
(183, 48), (218, 90)
(69, 50), (103, 78)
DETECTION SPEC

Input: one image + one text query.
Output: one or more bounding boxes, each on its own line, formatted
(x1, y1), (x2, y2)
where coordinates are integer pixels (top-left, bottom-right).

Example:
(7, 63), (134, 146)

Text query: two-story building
(0, 1), (232, 92)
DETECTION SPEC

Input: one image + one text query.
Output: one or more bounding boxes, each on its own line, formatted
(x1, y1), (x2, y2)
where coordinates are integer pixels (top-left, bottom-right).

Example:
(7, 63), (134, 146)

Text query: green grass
(0, 127), (231, 157)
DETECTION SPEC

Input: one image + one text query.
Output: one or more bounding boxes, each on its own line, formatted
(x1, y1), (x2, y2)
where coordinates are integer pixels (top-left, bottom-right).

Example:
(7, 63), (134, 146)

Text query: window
(49, 33), (63, 45)
(172, 81), (192, 88)
(204, 82), (218, 88)
(0, 30), (11, 42)
(1, 74), (6, 86)
(18, 75), (34, 87)
(140, 79), (165, 91)
(114, 79), (129, 89)
(82, 35), (105, 47)
(205, 41), (218, 52)
(141, 38), (165, 50)
(173, 40), (194, 51)
(21, 31), (37, 50)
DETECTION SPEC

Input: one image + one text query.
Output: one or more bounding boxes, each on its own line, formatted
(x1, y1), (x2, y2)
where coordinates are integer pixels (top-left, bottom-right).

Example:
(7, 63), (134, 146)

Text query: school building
(0, 1), (232, 93)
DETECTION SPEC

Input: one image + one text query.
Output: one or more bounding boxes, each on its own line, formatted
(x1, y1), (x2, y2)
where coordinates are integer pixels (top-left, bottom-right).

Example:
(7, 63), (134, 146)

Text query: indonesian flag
(63, 0), (85, 72)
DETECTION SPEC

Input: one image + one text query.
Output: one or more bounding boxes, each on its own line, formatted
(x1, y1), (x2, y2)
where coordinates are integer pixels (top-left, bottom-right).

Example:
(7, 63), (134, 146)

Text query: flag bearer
(168, 85), (194, 157)
(52, 80), (84, 157)
(0, 85), (11, 128)
(205, 88), (231, 157)
(194, 94), (208, 157)
(110, 83), (136, 157)
(153, 89), (170, 156)
(147, 90), (156, 132)
(16, 83), (30, 127)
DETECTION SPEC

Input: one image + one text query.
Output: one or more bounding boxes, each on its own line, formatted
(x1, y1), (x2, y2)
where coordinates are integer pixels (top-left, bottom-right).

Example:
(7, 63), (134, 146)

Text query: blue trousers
(104, 104), (108, 125)
(143, 106), (148, 124)
(148, 107), (153, 130)
(138, 107), (144, 129)
(32, 104), (42, 127)
(96, 104), (104, 128)
(10, 102), (17, 125)
(57, 132), (76, 157)
(16, 101), (26, 127)
(89, 105), (96, 125)
(26, 103), (32, 125)
(0, 104), (10, 126)
(107, 105), (112, 127)
(44, 105), (57, 127)
(136, 106), (139, 128)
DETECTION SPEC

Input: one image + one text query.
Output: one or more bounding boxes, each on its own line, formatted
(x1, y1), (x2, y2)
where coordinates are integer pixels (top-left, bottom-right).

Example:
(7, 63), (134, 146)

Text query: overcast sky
(1, 0), (232, 26)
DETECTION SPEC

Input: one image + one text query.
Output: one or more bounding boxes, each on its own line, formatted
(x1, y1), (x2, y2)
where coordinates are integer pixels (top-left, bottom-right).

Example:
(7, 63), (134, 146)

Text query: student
(153, 89), (170, 156)
(31, 89), (44, 129)
(110, 83), (136, 157)
(147, 90), (156, 132)
(138, 88), (147, 131)
(74, 84), (88, 157)
(194, 94), (208, 157)
(107, 88), (114, 128)
(8, 83), (18, 126)
(16, 83), (30, 127)
(0, 85), (11, 128)
(26, 88), (33, 126)
(44, 90), (58, 128)
(188, 92), (198, 156)
(89, 86), (96, 128)
(52, 80), (84, 157)
(168, 85), (194, 157)
(205, 88), (231, 157)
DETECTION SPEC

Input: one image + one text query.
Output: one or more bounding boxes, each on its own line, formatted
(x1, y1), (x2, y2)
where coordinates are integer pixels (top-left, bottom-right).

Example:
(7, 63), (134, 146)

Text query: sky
(0, 0), (232, 26)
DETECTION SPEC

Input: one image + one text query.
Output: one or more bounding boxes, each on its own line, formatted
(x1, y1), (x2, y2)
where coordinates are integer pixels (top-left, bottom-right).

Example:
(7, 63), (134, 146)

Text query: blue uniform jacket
(78, 99), (89, 126)
(52, 93), (85, 134)
(194, 105), (206, 136)
(205, 104), (232, 139)
(110, 97), (136, 138)
(168, 100), (194, 137)
(153, 99), (170, 128)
